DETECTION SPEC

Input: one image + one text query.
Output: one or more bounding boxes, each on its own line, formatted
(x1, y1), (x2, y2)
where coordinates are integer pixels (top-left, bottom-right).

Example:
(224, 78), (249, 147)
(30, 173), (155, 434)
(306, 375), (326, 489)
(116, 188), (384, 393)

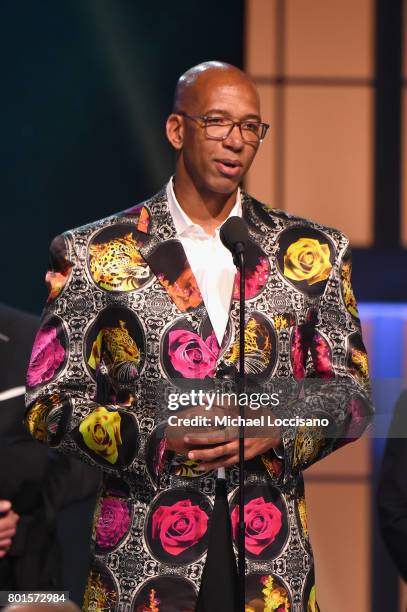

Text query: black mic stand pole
(237, 250), (246, 612)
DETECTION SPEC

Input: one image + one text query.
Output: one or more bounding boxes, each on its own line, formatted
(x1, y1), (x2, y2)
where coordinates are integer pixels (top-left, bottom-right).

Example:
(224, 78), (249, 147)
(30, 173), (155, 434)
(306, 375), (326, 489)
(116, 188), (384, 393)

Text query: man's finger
(184, 427), (239, 446)
(188, 440), (238, 462)
(184, 430), (227, 446)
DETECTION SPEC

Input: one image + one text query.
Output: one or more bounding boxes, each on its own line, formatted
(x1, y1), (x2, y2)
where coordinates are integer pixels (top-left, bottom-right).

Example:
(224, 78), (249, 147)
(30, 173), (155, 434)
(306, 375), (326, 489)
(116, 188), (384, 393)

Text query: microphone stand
(237, 250), (246, 612)
(219, 217), (248, 612)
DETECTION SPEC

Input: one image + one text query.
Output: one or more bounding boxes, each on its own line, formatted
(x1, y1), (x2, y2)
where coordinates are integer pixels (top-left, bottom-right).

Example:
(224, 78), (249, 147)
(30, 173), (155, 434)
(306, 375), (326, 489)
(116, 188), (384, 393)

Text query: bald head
(173, 61), (259, 114)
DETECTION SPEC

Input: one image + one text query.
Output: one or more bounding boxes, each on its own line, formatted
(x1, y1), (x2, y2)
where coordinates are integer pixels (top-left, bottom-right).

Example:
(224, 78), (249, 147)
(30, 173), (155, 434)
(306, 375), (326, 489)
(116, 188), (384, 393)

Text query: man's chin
(206, 174), (241, 195)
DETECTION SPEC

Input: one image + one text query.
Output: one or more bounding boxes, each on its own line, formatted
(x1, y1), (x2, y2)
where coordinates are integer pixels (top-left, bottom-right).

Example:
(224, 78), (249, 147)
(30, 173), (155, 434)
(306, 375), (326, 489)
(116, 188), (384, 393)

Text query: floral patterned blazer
(25, 187), (373, 612)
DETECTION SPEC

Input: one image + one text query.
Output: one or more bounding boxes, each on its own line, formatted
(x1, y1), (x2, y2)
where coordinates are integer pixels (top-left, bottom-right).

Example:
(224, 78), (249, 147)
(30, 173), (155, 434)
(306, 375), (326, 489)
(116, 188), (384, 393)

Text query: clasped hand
(165, 402), (281, 472)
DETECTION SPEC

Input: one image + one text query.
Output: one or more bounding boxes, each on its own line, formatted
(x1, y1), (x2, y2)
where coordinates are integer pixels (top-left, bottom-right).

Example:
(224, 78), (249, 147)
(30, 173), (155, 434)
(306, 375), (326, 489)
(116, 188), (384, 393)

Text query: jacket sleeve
(24, 232), (171, 478)
(263, 235), (374, 487)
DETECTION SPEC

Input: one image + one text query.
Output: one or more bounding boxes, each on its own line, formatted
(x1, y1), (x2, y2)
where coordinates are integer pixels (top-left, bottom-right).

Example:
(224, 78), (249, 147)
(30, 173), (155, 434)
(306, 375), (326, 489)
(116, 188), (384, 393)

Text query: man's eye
(206, 117), (229, 125)
(243, 122), (260, 132)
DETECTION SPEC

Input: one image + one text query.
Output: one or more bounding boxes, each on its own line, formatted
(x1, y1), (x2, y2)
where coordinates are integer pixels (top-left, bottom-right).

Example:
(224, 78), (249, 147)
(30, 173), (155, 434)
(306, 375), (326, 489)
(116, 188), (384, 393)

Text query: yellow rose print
(79, 406), (122, 464)
(283, 238), (332, 286)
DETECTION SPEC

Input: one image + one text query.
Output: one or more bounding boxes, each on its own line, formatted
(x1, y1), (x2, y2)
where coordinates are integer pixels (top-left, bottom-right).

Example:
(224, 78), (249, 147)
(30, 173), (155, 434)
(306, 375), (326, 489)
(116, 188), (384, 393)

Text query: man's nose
(223, 124), (244, 149)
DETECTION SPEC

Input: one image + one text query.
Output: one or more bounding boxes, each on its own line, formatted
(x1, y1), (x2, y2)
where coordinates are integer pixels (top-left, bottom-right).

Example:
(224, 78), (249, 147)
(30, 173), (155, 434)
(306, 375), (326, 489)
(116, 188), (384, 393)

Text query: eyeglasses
(179, 112), (270, 144)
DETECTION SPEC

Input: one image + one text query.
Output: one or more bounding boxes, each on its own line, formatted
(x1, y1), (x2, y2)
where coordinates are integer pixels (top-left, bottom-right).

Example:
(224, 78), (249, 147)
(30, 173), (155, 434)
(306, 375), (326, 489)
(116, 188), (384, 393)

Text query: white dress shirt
(166, 178), (241, 346)
(167, 179), (242, 479)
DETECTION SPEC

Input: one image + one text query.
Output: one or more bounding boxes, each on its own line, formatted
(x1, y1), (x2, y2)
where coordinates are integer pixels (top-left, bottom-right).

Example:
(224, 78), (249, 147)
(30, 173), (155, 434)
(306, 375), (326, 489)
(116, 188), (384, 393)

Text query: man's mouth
(214, 159), (242, 178)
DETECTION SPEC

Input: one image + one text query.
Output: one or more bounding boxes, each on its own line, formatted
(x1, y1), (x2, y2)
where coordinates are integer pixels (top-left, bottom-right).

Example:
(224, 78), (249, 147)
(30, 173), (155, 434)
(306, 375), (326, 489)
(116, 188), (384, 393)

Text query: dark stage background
(0, 0), (244, 314)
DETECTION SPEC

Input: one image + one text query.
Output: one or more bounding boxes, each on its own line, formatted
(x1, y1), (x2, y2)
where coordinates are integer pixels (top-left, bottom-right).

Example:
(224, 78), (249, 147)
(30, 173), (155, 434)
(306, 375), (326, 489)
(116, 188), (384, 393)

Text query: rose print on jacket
(168, 330), (219, 378)
(277, 227), (334, 296)
(79, 407), (122, 464)
(283, 237), (332, 285)
(152, 499), (208, 556)
(96, 496), (131, 549)
(231, 497), (282, 556)
(27, 324), (65, 387)
(230, 484), (288, 561)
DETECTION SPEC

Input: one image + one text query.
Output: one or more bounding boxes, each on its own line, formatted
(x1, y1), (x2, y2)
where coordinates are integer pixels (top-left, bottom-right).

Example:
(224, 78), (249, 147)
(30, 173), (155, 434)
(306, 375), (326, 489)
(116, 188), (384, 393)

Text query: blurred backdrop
(1, 1), (406, 610)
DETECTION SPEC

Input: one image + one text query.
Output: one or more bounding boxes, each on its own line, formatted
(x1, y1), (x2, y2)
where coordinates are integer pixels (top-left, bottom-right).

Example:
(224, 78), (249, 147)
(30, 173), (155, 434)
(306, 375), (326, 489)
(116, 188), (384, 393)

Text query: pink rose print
(152, 499), (208, 556)
(291, 327), (307, 380)
(231, 497), (282, 555)
(168, 330), (219, 378)
(27, 325), (65, 387)
(312, 333), (333, 379)
(96, 496), (131, 548)
(233, 256), (269, 300)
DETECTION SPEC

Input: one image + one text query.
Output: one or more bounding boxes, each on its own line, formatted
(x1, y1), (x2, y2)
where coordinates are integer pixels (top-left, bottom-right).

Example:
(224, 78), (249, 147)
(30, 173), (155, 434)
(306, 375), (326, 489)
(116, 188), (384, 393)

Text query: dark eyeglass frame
(178, 111), (270, 144)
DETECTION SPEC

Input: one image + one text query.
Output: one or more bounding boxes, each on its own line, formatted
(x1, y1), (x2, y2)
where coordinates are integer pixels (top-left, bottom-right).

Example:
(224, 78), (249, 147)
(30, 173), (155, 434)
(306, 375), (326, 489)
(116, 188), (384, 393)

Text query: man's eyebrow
(204, 108), (262, 121)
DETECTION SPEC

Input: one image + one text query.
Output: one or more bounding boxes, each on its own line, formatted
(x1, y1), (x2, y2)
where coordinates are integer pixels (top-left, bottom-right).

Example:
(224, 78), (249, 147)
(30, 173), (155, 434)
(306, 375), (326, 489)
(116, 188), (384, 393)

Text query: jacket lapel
(128, 188), (213, 341)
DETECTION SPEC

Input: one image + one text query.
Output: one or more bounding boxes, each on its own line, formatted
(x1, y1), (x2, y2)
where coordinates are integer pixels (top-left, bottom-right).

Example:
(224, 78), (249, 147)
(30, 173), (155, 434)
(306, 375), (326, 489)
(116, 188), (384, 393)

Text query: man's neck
(172, 173), (238, 236)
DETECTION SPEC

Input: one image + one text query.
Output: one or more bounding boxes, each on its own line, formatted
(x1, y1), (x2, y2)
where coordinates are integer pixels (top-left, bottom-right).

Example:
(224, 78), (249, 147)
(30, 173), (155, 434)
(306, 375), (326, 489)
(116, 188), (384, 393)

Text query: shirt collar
(166, 176), (242, 238)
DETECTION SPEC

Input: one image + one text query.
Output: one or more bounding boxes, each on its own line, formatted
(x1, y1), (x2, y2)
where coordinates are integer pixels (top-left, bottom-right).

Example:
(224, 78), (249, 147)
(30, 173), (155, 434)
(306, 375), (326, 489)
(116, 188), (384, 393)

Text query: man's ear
(166, 113), (184, 150)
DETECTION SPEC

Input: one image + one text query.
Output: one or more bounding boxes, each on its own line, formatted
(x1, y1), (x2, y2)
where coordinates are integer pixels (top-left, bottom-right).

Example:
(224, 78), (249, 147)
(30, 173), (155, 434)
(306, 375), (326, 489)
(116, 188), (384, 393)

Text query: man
(25, 62), (372, 611)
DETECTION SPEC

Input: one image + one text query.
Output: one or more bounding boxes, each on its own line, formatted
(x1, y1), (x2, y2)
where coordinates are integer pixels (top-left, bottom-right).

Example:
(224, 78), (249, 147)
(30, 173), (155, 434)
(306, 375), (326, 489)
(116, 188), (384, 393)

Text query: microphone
(220, 216), (248, 267)
(220, 215), (248, 609)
